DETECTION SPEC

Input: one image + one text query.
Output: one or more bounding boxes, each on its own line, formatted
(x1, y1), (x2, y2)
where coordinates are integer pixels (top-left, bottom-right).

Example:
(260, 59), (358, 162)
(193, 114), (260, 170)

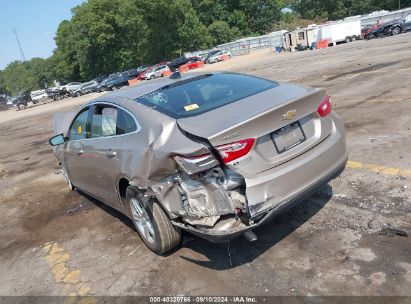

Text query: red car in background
(362, 22), (384, 39)
(186, 57), (204, 70)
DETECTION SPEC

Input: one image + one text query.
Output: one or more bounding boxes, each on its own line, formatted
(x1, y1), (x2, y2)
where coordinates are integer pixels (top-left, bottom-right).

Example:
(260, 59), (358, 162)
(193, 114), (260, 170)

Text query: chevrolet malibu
(49, 72), (348, 254)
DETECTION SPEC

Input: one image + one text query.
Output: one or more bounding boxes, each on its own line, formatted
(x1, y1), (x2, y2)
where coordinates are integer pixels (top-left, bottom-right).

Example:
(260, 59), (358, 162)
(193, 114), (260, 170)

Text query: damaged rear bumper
(170, 113), (347, 243)
(171, 156), (347, 243)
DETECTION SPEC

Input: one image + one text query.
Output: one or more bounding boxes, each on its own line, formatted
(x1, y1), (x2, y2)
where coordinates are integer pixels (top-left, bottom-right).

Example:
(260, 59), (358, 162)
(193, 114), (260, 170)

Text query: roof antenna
(169, 71), (181, 79)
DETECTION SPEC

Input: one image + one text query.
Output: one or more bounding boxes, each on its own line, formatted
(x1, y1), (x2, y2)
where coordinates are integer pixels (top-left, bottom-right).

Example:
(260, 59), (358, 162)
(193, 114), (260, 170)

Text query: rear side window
(134, 73), (277, 118)
(117, 108), (138, 135)
(90, 104), (138, 138)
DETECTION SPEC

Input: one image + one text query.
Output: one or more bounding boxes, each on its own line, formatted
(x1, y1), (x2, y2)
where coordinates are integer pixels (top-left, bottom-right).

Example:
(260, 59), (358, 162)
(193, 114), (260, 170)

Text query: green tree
(208, 21), (235, 45)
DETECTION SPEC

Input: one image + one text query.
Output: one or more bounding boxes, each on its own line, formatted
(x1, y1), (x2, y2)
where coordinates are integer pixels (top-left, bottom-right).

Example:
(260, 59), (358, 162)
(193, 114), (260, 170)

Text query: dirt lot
(0, 34), (410, 297)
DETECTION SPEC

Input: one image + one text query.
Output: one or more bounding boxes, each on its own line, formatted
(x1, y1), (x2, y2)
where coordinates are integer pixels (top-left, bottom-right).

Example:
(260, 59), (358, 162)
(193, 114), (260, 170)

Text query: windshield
(134, 73), (277, 118)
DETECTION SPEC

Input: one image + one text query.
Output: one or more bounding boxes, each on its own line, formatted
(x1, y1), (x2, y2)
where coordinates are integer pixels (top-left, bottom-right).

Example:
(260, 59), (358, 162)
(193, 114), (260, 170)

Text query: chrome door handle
(105, 150), (117, 158)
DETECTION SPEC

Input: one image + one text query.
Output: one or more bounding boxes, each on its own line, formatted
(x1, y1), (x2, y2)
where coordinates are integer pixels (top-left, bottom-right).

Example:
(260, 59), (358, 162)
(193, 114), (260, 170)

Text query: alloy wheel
(130, 198), (156, 244)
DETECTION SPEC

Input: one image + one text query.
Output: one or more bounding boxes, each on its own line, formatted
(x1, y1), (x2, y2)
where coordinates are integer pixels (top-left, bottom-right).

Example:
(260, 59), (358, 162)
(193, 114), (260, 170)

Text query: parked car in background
(204, 49), (221, 63)
(30, 89), (48, 103)
(384, 14), (411, 35)
(72, 81), (99, 97)
(137, 65), (150, 73)
(137, 62), (169, 80)
(47, 87), (67, 101)
(206, 50), (231, 64)
(123, 69), (140, 79)
(11, 91), (36, 110)
(168, 56), (189, 71)
(95, 78), (110, 92)
(401, 13), (411, 32)
(362, 23), (384, 39)
(49, 72), (347, 254)
(92, 75), (108, 83)
(196, 52), (209, 62)
(61, 82), (82, 92)
(186, 57), (203, 69)
(96, 74), (129, 91)
(143, 65), (170, 80)
(0, 95), (11, 112)
(380, 19), (405, 36)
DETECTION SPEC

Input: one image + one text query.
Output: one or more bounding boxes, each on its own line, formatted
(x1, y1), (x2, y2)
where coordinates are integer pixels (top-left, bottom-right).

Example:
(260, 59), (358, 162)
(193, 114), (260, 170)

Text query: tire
(392, 26), (401, 35)
(32, 100), (39, 105)
(75, 92), (81, 97)
(112, 86), (118, 91)
(17, 104), (26, 111)
(351, 36), (357, 41)
(344, 36), (351, 43)
(126, 186), (181, 254)
(150, 75), (155, 80)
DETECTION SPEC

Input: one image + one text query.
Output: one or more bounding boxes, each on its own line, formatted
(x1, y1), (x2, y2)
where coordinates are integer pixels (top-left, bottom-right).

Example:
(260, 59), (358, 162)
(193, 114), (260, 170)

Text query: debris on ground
(66, 204), (83, 214)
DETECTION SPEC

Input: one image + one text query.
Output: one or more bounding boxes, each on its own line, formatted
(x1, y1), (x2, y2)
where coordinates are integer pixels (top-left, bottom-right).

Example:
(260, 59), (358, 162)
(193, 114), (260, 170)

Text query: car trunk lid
(177, 83), (333, 177)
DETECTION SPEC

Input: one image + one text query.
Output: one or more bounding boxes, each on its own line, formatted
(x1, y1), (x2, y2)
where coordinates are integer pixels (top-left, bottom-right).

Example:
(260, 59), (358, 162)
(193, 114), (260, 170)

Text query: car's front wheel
(17, 104), (26, 111)
(126, 186), (181, 254)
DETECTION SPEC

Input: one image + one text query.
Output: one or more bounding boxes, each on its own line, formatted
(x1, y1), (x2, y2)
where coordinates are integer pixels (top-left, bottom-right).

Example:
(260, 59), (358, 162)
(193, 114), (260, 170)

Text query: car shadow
(178, 185), (334, 270)
(77, 190), (136, 231)
(77, 186), (333, 269)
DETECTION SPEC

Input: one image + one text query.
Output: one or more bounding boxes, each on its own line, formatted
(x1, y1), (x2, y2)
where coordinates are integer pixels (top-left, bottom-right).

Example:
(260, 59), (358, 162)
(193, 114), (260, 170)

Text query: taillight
(173, 138), (255, 174)
(216, 138), (255, 164)
(317, 95), (332, 117)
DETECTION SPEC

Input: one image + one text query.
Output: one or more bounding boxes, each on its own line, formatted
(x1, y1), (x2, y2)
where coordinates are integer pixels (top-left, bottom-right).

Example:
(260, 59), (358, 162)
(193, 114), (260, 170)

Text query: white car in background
(143, 65), (170, 80)
(205, 50), (231, 64)
(61, 82), (82, 92)
(30, 89), (48, 102)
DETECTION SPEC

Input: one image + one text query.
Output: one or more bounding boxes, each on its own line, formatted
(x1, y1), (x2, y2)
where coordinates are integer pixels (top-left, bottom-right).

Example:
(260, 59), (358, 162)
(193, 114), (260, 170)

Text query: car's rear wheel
(126, 186), (181, 254)
(17, 104), (26, 111)
(75, 92), (81, 97)
(150, 75), (155, 80)
(112, 86), (118, 91)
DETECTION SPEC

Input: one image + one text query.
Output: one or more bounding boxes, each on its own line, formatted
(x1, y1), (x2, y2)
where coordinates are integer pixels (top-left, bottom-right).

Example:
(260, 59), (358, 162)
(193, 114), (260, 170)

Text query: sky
(0, 0), (85, 69)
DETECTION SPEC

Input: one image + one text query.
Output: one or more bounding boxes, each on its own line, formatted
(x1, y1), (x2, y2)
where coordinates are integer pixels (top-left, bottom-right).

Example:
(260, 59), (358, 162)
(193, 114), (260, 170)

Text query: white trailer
(318, 19), (361, 44)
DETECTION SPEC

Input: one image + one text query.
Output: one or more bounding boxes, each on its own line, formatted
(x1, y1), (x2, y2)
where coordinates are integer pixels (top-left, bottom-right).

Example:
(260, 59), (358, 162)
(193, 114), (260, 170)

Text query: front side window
(91, 104), (138, 138)
(69, 107), (90, 140)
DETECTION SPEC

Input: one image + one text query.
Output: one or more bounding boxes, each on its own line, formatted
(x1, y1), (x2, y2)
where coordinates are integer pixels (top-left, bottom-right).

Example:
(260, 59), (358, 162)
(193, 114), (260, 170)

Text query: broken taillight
(174, 153), (219, 175)
(216, 138), (255, 164)
(173, 138), (255, 174)
(317, 95), (332, 117)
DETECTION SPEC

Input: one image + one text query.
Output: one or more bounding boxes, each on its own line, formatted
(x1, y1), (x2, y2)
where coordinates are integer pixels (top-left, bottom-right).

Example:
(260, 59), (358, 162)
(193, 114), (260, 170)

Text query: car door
(63, 106), (93, 192)
(403, 15), (411, 31)
(81, 102), (140, 210)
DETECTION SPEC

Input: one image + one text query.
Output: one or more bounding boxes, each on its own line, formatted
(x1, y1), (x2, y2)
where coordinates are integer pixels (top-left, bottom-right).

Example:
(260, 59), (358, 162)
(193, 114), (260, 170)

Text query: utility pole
(399, 0), (401, 10)
(13, 29), (26, 62)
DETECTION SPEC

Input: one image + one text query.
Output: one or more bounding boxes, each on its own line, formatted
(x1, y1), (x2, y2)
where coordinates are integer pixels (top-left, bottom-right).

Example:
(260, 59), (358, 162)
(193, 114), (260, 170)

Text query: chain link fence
(217, 30), (286, 56)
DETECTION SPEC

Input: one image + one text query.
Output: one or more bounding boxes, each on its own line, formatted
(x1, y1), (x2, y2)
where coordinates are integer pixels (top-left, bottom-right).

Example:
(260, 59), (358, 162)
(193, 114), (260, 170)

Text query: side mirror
(49, 133), (66, 146)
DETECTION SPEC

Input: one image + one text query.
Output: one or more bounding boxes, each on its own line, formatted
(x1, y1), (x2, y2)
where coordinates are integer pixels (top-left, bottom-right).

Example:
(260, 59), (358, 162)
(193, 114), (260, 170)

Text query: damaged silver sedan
(49, 72), (348, 254)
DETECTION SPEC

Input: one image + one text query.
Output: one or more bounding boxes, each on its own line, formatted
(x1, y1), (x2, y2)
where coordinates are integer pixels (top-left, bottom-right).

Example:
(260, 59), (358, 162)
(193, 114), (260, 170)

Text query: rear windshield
(134, 73), (277, 118)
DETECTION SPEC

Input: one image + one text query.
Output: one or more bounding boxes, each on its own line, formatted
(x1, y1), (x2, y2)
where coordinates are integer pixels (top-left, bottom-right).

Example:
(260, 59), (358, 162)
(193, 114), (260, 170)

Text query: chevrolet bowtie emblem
(282, 110), (297, 121)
